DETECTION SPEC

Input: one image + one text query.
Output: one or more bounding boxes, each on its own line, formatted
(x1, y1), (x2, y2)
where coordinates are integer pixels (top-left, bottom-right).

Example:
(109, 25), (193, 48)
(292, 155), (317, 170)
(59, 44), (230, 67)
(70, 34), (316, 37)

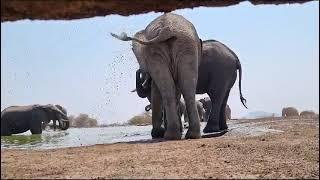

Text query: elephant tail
(110, 27), (173, 45)
(236, 59), (248, 109)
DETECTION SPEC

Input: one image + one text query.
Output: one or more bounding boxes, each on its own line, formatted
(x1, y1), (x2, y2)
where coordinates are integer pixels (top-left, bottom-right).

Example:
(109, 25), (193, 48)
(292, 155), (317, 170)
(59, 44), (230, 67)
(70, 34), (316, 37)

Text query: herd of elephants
(1, 13), (317, 139)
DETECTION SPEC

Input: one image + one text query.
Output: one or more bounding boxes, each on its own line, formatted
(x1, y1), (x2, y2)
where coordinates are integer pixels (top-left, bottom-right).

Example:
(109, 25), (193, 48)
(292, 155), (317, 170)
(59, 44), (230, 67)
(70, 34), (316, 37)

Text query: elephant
(199, 98), (232, 122)
(183, 100), (206, 123)
(111, 13), (202, 140)
(300, 110), (316, 118)
(1, 104), (70, 136)
(282, 107), (299, 117)
(133, 39), (247, 134)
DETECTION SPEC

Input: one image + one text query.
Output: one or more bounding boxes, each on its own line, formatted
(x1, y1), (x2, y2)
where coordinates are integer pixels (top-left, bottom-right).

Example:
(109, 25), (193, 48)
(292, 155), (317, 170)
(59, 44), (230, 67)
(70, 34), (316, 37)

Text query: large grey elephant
(299, 110), (316, 118)
(282, 107), (299, 117)
(111, 13), (202, 140)
(1, 104), (69, 136)
(134, 39), (247, 133)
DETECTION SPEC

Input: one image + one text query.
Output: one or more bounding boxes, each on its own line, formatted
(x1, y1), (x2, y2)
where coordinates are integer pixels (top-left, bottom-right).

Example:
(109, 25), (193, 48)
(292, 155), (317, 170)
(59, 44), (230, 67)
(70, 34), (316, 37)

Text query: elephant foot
(151, 127), (165, 139)
(164, 130), (182, 140)
(220, 124), (228, 131)
(185, 129), (201, 139)
(203, 124), (220, 133)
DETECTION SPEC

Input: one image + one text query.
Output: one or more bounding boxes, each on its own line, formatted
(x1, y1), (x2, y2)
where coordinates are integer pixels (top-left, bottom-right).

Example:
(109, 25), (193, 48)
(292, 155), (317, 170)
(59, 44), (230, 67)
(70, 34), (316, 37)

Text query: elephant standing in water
(1, 104), (69, 136)
(282, 107), (299, 117)
(134, 39), (247, 134)
(111, 13), (202, 140)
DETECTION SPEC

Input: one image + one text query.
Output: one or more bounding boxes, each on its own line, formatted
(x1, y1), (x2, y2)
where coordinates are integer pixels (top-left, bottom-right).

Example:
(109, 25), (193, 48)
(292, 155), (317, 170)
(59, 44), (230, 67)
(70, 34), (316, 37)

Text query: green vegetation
(127, 112), (152, 126)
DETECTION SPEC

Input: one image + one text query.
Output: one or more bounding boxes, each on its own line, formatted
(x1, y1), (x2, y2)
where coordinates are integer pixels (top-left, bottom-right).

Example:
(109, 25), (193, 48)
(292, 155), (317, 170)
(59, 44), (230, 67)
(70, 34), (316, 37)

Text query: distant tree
(69, 113), (98, 128)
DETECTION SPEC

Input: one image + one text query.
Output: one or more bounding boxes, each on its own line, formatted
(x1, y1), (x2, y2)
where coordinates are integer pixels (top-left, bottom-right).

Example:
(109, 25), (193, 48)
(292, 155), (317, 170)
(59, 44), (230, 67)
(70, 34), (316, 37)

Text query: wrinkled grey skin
(225, 104), (231, 120)
(195, 40), (247, 132)
(42, 104), (68, 130)
(134, 39), (247, 133)
(300, 110), (316, 118)
(112, 13), (202, 140)
(282, 107), (299, 117)
(1, 104), (69, 136)
(199, 98), (231, 122)
(183, 100), (205, 123)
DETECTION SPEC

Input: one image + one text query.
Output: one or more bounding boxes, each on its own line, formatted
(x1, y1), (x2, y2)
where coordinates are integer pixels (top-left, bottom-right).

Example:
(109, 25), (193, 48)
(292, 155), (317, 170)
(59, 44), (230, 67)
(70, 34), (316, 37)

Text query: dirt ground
(1, 118), (319, 179)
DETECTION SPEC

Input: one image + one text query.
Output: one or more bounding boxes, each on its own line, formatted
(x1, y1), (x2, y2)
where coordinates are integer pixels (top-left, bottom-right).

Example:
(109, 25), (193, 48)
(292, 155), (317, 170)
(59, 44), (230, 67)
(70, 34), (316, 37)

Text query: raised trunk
(136, 69), (151, 98)
(58, 119), (70, 130)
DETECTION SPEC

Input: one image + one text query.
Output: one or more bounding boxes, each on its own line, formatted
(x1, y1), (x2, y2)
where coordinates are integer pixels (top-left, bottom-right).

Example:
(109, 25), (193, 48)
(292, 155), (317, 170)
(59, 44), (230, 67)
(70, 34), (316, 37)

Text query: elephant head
(135, 69), (152, 98)
(54, 104), (70, 130)
(282, 107), (299, 117)
(41, 104), (70, 130)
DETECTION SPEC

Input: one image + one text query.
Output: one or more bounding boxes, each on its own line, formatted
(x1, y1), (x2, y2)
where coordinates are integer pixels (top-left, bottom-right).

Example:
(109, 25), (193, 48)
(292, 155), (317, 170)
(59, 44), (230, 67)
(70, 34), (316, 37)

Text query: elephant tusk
(60, 119), (69, 122)
(142, 74), (150, 88)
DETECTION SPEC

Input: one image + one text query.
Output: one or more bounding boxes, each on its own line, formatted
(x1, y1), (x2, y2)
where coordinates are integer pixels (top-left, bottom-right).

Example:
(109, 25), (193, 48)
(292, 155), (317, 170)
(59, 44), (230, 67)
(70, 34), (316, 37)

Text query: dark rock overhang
(1, 0), (315, 22)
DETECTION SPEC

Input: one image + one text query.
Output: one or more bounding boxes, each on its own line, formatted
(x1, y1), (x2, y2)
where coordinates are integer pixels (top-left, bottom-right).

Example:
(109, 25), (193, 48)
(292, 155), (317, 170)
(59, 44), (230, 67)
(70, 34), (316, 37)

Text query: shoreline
(1, 118), (319, 179)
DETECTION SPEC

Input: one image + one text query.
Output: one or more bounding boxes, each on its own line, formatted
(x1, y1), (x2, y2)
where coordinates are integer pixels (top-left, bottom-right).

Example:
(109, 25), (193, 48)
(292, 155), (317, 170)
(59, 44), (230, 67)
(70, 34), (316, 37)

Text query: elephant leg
(30, 110), (45, 134)
(30, 119), (42, 134)
(151, 81), (165, 139)
(204, 91), (224, 133)
(219, 88), (231, 131)
(148, 56), (181, 140)
(53, 120), (57, 130)
(177, 58), (201, 139)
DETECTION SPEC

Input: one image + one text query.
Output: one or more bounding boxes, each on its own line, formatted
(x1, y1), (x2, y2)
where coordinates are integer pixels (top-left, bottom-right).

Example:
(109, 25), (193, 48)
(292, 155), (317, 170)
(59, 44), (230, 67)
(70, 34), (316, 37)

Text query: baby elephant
(1, 104), (69, 136)
(199, 97), (231, 122)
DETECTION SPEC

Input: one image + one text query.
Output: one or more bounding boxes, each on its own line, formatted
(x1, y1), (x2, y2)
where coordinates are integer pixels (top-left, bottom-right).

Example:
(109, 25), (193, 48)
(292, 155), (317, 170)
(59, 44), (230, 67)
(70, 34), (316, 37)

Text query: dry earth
(1, 118), (319, 179)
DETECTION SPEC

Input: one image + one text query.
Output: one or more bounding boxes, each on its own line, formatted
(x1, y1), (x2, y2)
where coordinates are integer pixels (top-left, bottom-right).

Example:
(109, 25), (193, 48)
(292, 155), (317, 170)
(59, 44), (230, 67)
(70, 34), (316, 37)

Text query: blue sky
(1, 1), (319, 124)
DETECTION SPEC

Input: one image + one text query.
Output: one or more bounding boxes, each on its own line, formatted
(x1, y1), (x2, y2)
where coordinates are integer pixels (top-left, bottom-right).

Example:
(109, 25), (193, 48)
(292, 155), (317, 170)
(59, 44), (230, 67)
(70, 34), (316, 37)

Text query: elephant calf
(1, 104), (69, 136)
(199, 97), (231, 122)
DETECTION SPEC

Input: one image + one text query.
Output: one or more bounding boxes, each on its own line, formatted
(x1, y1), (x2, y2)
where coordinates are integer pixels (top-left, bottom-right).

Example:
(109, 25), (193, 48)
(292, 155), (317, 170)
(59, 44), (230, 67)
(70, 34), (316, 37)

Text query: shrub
(68, 113), (98, 128)
(127, 112), (152, 126)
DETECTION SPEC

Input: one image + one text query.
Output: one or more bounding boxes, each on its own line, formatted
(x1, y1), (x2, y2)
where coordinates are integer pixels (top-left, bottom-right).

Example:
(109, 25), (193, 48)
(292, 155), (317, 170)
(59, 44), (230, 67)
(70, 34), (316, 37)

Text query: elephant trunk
(136, 69), (151, 98)
(58, 119), (70, 130)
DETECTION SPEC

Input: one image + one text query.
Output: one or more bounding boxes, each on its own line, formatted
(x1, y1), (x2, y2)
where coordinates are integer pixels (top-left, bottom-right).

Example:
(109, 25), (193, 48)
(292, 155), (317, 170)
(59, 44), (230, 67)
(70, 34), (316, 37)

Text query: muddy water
(1, 120), (283, 150)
